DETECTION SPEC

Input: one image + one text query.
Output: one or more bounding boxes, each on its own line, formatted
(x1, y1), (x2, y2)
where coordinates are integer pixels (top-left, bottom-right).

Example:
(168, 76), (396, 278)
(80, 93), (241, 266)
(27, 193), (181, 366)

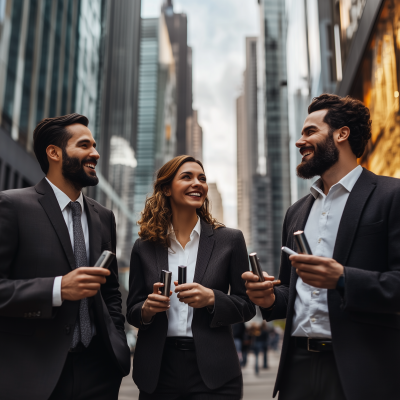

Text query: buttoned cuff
(52, 276), (63, 307)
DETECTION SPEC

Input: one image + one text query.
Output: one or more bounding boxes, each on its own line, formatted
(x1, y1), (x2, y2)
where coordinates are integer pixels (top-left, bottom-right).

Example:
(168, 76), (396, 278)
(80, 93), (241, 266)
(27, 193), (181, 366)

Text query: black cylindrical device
(178, 266), (187, 285)
(160, 270), (172, 297)
(293, 231), (312, 255)
(249, 253), (265, 282)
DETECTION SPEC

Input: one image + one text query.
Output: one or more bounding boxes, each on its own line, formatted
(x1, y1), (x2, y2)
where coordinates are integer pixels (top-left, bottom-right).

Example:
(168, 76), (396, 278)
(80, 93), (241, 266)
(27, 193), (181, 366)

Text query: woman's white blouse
(166, 217), (201, 337)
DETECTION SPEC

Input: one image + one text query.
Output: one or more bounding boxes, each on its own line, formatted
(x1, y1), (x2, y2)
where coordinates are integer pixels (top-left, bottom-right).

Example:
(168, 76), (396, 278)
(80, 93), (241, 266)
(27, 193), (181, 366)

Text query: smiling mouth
(84, 163), (96, 170)
(186, 192), (202, 198)
(300, 147), (314, 161)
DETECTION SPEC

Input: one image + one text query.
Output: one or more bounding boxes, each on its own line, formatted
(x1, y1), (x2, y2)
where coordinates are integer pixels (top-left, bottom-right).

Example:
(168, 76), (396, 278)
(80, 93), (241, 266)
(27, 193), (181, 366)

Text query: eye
(182, 174), (190, 179)
(200, 176), (207, 182)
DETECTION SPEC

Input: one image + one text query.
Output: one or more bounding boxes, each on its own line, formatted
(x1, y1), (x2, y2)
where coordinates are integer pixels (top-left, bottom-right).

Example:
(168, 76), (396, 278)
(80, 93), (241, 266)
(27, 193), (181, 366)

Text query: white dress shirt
(291, 165), (363, 338)
(46, 178), (90, 307)
(166, 217), (201, 337)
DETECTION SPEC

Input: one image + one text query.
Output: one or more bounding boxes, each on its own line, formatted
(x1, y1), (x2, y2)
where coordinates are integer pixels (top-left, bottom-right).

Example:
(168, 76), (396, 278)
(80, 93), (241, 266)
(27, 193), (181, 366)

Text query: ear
(46, 145), (62, 164)
(336, 126), (350, 143)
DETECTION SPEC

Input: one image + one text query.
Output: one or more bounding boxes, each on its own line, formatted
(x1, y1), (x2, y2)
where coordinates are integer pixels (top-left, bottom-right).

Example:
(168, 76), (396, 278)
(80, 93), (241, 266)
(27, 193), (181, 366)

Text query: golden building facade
(348, 0), (400, 176)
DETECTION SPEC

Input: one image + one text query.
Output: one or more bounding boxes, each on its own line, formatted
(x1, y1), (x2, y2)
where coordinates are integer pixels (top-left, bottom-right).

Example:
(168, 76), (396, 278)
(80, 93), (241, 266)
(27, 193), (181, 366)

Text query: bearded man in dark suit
(243, 94), (400, 400)
(0, 114), (130, 400)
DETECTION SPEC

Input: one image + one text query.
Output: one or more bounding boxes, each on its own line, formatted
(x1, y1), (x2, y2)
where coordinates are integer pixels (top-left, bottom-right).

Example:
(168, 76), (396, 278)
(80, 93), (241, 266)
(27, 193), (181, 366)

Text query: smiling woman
(127, 154), (256, 398)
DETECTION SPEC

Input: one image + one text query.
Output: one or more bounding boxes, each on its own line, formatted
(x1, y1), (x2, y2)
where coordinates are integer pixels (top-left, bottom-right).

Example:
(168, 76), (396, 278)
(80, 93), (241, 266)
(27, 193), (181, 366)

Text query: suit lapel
(333, 169), (377, 266)
(36, 178), (75, 270)
(84, 196), (102, 266)
(193, 220), (215, 284)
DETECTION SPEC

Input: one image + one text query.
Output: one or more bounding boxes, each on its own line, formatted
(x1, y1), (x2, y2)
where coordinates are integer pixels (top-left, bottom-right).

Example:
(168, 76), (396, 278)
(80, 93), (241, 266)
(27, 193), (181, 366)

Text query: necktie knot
(69, 201), (82, 217)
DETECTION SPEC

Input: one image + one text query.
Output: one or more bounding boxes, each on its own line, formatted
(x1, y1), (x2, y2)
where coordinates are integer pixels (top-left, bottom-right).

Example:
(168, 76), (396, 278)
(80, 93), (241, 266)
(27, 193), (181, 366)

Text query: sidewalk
(118, 350), (280, 400)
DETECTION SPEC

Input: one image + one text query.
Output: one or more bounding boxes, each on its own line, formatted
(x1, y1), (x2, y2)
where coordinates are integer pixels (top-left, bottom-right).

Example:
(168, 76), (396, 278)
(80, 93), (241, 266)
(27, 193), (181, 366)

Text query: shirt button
(318, 238), (322, 243)
(311, 318), (316, 323)
(322, 212), (326, 216)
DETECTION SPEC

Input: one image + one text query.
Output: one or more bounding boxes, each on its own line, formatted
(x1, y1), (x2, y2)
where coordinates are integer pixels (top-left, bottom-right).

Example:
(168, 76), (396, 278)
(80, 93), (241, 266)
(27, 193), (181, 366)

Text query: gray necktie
(69, 201), (93, 348)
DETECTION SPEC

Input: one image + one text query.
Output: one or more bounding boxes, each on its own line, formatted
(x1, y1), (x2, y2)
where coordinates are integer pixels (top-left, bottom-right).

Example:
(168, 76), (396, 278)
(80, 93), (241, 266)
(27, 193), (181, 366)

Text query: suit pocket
(356, 220), (384, 237)
(101, 241), (112, 251)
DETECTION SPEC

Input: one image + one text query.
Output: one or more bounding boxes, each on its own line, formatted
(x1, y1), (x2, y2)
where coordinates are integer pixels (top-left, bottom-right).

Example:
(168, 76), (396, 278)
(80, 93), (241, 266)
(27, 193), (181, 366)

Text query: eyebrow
(302, 125), (319, 134)
(179, 171), (206, 177)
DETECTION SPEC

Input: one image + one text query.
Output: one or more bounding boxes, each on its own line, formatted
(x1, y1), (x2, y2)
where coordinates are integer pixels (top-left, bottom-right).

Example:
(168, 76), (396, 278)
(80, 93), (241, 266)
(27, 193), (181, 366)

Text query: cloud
(142, 0), (259, 227)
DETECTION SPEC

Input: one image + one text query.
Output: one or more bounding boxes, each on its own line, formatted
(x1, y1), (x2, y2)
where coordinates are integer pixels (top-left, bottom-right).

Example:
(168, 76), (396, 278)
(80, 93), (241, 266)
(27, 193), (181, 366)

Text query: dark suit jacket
(263, 169), (400, 400)
(0, 178), (130, 400)
(127, 220), (256, 393)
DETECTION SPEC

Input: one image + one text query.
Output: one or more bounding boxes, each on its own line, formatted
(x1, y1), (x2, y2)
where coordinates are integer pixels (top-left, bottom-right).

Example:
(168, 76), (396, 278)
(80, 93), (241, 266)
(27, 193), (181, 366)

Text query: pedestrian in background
(127, 155), (255, 399)
(233, 322), (246, 365)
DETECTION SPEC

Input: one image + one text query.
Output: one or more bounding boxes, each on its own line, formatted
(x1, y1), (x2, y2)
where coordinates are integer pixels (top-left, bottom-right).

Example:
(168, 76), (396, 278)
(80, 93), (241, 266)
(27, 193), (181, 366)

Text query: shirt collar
(45, 177), (84, 213)
(168, 216), (201, 241)
(309, 165), (363, 199)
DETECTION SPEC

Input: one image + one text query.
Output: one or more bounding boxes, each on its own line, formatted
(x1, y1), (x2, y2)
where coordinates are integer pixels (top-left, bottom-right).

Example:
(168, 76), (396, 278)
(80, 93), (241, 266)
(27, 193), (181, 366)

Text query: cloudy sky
(142, 0), (259, 227)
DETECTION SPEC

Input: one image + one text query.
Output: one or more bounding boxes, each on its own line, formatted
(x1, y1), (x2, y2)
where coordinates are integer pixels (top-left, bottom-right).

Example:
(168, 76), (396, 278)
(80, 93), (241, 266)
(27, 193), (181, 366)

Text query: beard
(297, 132), (339, 179)
(62, 149), (99, 190)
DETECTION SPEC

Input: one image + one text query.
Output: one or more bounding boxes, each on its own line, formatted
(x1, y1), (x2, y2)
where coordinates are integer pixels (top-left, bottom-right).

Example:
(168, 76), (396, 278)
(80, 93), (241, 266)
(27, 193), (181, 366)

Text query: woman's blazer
(127, 220), (256, 394)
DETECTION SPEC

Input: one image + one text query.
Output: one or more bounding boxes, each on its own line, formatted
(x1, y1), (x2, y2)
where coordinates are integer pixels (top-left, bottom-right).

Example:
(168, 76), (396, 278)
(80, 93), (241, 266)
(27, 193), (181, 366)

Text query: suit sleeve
(100, 211), (125, 332)
(209, 230), (256, 328)
(261, 209), (291, 321)
(126, 239), (150, 329)
(0, 192), (54, 319)
(342, 188), (400, 314)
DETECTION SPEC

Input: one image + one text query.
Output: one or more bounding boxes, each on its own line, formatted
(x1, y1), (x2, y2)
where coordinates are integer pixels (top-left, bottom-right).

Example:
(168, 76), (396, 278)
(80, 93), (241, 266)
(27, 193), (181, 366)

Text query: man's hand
(174, 282), (215, 308)
(141, 283), (171, 323)
(242, 271), (276, 309)
(61, 267), (111, 301)
(289, 254), (344, 289)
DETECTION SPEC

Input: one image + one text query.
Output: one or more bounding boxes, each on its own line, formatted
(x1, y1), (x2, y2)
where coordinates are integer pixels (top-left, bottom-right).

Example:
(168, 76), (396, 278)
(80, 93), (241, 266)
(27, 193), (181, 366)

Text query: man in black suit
(243, 94), (400, 400)
(0, 114), (130, 400)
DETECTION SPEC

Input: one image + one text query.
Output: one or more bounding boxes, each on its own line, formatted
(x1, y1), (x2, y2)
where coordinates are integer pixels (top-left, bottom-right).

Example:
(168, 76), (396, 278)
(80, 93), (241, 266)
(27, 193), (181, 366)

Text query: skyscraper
(162, 0), (193, 155)
(258, 0), (291, 275)
(208, 182), (224, 224)
(0, 0), (102, 190)
(237, 37), (274, 273)
(133, 16), (177, 240)
(186, 109), (203, 161)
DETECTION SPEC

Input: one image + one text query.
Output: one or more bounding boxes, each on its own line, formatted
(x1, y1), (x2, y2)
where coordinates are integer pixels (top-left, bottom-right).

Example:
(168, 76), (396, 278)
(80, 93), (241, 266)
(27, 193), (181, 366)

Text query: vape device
(249, 253), (265, 282)
(160, 270), (172, 297)
(93, 250), (115, 269)
(293, 231), (312, 254)
(178, 266), (187, 285)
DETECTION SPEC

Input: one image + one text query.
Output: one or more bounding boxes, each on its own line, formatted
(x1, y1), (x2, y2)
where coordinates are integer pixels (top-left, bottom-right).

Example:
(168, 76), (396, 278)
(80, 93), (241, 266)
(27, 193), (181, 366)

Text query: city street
(119, 350), (280, 400)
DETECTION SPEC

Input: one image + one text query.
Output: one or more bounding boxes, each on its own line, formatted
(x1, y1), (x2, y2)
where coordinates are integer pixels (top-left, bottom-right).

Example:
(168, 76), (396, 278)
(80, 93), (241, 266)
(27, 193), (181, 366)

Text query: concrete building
(237, 36), (274, 273)
(208, 182), (224, 225)
(162, 0), (192, 155)
(258, 0), (291, 275)
(133, 16), (177, 241)
(186, 109), (203, 161)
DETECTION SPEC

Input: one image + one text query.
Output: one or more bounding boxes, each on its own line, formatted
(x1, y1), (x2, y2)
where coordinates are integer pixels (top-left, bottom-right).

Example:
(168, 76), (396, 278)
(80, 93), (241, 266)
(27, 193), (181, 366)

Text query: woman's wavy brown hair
(138, 155), (224, 247)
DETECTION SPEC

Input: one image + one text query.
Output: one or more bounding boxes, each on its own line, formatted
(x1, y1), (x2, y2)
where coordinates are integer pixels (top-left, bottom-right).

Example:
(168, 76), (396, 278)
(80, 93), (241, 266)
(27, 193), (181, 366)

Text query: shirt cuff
(52, 276), (63, 307)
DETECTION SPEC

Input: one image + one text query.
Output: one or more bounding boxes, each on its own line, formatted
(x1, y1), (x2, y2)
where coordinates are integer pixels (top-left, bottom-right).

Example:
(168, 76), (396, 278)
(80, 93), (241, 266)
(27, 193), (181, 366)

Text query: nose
(296, 134), (307, 148)
(90, 147), (100, 160)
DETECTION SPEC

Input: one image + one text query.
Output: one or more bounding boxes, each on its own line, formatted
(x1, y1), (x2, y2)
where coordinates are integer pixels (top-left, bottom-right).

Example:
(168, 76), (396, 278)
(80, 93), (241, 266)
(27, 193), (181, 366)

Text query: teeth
(85, 164), (95, 169)
(188, 193), (201, 197)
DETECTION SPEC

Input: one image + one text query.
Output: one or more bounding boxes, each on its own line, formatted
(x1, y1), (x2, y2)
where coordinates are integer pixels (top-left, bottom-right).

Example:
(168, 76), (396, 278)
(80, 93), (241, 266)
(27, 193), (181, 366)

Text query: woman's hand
(141, 282), (172, 323)
(174, 281), (215, 308)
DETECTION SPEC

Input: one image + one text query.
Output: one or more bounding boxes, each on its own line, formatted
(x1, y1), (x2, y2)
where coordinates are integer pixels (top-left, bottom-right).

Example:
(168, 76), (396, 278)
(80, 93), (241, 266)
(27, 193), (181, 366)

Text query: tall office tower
(0, 0), (102, 191)
(258, 0), (291, 275)
(186, 110), (203, 161)
(286, 0), (338, 201)
(208, 183), (224, 224)
(162, 0), (192, 155)
(133, 16), (177, 241)
(95, 0), (141, 272)
(237, 37), (273, 272)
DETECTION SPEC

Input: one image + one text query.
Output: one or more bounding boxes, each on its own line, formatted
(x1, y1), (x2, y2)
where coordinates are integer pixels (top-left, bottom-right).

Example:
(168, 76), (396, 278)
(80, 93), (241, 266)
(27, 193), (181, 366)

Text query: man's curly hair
(308, 94), (372, 158)
(138, 155), (224, 248)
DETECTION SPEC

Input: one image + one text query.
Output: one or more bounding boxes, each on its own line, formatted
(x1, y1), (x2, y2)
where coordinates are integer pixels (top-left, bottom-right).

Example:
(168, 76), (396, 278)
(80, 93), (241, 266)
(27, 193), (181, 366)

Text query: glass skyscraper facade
(133, 16), (177, 240)
(259, 0), (291, 275)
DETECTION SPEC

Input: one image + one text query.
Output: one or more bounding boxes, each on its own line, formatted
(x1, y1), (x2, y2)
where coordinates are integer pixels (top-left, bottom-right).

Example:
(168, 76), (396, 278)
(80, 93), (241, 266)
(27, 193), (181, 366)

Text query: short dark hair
(308, 94), (372, 158)
(33, 113), (89, 173)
